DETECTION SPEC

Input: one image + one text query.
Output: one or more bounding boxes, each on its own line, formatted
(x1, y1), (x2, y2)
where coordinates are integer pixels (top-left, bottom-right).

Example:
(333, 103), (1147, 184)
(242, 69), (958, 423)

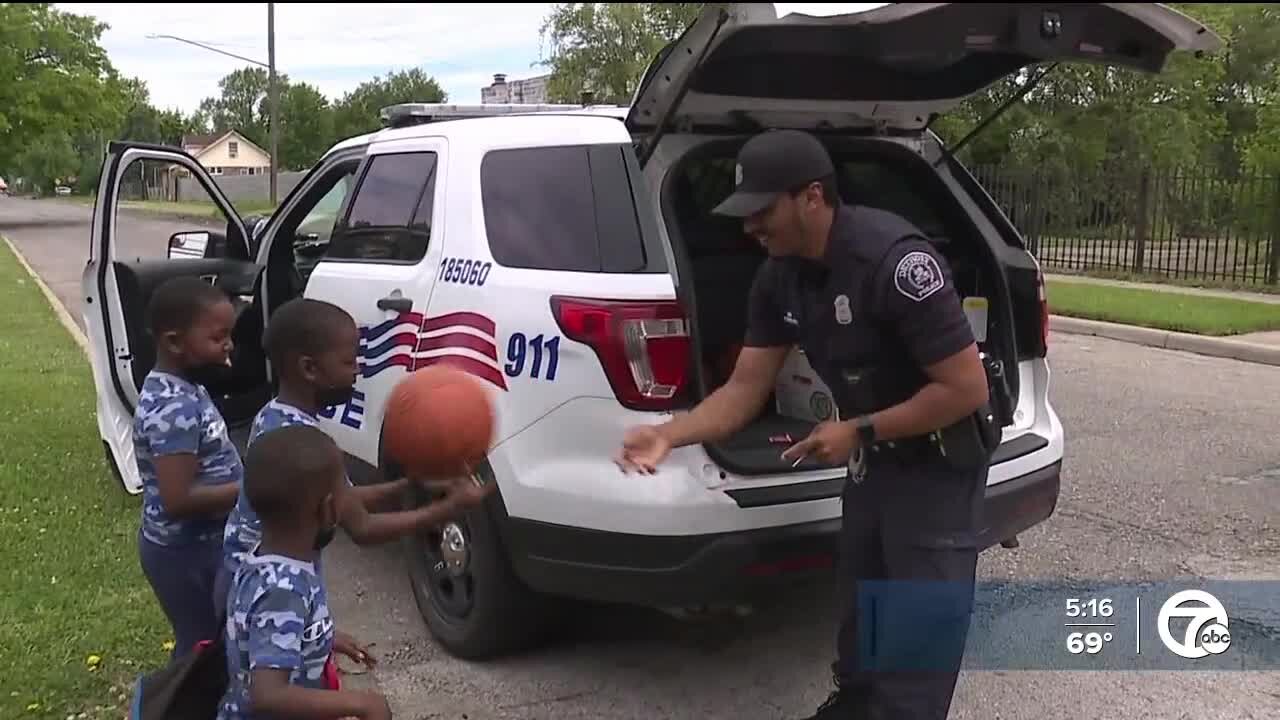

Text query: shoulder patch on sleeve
(893, 250), (946, 302)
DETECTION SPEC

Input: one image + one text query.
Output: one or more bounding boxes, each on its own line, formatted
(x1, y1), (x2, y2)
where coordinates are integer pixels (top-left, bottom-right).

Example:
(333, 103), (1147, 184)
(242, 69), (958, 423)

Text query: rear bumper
(497, 459), (1062, 607)
(976, 459), (1062, 550)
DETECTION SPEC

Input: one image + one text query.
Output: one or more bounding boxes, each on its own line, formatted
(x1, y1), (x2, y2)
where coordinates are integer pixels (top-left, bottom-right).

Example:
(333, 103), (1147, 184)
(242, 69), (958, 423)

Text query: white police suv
(84, 3), (1221, 660)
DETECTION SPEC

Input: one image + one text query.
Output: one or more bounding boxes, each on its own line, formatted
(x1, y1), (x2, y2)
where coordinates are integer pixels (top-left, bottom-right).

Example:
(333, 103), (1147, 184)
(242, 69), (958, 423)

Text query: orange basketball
(383, 364), (495, 477)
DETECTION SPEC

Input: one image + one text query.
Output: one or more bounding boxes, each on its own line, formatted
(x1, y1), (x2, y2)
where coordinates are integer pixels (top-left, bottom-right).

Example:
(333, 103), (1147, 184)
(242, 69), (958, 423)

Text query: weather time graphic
(848, 580), (1278, 673)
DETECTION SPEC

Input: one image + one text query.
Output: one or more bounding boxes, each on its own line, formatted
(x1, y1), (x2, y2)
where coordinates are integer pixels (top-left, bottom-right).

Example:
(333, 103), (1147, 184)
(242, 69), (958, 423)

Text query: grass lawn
(64, 195), (278, 219)
(119, 198), (278, 218)
(1047, 279), (1280, 336)
(0, 239), (169, 718)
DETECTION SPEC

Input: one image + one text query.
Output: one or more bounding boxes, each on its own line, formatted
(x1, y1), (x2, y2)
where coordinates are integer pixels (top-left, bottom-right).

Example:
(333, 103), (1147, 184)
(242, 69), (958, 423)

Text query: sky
(56, 2), (883, 115)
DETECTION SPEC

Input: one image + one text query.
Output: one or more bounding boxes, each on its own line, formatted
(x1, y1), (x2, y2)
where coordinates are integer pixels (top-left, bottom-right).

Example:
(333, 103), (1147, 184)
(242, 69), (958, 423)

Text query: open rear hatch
(628, 2), (1222, 138)
(632, 3), (1221, 478)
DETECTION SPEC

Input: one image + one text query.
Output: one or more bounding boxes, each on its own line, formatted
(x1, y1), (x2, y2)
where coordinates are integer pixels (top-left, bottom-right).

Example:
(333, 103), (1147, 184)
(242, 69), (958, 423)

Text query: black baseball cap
(712, 129), (835, 218)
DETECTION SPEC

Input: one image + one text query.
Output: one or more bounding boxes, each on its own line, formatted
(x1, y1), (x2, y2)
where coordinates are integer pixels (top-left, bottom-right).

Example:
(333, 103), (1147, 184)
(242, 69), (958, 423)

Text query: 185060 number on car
(439, 258), (492, 286)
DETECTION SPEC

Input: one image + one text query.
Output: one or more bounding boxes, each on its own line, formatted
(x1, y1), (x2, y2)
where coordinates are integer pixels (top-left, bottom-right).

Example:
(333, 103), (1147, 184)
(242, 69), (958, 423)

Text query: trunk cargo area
(663, 135), (1021, 477)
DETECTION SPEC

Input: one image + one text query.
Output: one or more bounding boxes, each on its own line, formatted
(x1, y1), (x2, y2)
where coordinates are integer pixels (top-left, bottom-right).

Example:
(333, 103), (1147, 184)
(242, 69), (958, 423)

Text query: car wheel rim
(422, 519), (474, 619)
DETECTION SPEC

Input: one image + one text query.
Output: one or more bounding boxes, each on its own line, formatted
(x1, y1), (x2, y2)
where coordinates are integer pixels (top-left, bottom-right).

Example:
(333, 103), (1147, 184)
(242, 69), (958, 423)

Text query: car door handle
(377, 296), (413, 312)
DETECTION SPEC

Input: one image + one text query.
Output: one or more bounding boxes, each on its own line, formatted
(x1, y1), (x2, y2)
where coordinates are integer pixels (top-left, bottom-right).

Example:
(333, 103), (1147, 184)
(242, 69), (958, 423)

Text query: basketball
(383, 364), (495, 477)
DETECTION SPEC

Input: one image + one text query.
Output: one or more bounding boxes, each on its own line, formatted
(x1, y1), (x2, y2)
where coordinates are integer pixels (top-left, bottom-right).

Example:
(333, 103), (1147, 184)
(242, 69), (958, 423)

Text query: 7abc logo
(1157, 590), (1231, 659)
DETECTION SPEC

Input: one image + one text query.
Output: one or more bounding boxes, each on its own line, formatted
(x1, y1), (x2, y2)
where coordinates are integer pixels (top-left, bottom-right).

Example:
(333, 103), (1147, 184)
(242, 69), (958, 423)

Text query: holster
(930, 351), (1011, 469)
(930, 404), (1000, 471)
(840, 361), (1002, 472)
(981, 351), (1015, 427)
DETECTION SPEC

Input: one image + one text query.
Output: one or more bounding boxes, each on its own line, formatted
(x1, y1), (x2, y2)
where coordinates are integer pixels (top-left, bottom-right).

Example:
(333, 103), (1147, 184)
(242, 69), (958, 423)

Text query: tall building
(481, 73), (550, 104)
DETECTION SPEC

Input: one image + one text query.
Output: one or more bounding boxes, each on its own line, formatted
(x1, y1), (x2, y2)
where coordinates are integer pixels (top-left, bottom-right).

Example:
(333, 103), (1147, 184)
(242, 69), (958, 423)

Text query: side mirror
(168, 231), (211, 259)
(243, 215), (269, 258)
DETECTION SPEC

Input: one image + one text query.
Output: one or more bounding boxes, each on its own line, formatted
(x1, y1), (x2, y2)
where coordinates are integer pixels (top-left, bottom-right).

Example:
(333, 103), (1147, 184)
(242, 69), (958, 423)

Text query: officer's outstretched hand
(782, 420), (857, 466)
(616, 425), (672, 475)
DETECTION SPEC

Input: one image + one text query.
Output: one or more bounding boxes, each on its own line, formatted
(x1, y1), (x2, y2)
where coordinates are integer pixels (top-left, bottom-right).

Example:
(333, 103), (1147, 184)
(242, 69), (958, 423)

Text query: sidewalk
(1046, 273), (1280, 365)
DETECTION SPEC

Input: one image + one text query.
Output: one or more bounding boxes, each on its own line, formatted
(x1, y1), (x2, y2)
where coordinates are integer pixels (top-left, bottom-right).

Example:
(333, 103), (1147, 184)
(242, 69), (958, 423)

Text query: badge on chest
(833, 294), (852, 325)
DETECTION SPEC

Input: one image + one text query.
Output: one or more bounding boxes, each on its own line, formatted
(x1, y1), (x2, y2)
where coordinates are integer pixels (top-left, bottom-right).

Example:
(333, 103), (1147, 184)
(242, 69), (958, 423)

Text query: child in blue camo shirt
(214, 298), (492, 622)
(133, 277), (244, 658)
(219, 424), (390, 720)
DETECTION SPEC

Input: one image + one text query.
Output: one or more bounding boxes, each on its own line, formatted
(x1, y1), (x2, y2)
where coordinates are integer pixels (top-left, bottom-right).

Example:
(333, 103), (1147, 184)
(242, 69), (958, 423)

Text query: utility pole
(268, 2), (279, 206)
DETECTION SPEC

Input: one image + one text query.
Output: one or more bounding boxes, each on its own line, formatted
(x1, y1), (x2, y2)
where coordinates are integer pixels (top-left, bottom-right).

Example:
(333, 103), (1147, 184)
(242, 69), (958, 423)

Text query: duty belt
(864, 434), (940, 465)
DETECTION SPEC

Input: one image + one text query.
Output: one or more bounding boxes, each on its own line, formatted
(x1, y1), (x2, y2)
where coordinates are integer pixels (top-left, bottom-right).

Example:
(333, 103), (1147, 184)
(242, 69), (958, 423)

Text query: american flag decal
(359, 310), (508, 391)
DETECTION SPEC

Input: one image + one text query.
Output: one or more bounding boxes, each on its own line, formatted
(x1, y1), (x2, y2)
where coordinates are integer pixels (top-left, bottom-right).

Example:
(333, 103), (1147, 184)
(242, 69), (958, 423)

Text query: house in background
(481, 73), (549, 104)
(175, 129), (271, 177)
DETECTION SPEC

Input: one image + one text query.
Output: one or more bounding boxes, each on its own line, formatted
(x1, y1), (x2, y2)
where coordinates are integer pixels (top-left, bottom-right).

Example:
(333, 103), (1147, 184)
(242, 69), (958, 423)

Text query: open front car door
(82, 141), (261, 493)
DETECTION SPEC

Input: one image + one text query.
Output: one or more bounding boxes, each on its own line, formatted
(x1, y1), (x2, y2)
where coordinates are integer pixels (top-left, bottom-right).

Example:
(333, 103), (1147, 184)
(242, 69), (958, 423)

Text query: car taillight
(1037, 269), (1049, 353)
(551, 296), (691, 411)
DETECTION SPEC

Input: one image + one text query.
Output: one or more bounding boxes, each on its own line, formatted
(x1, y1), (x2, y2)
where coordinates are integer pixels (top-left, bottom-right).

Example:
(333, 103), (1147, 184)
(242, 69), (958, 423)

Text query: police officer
(615, 129), (996, 720)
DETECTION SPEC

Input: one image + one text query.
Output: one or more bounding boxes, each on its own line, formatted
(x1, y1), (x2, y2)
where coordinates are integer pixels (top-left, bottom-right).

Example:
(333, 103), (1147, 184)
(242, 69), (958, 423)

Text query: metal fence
(971, 164), (1280, 286)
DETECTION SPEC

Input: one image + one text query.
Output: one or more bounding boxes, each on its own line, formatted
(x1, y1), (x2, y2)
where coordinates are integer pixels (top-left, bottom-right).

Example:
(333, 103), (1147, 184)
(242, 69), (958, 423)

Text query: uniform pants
(138, 531), (224, 660)
(834, 456), (986, 720)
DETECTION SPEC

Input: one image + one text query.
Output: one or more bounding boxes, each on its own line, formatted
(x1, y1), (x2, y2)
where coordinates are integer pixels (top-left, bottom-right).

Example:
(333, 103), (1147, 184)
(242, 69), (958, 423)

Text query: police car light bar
(380, 103), (629, 129)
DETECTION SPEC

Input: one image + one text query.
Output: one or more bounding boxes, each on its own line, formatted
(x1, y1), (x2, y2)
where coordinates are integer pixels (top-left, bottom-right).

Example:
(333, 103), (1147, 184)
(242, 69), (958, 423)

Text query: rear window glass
(480, 144), (648, 273)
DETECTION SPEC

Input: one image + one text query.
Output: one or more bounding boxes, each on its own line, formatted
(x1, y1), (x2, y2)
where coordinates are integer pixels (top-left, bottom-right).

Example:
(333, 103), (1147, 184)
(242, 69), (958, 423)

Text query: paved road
(4, 197), (1279, 719)
(0, 196), (223, 330)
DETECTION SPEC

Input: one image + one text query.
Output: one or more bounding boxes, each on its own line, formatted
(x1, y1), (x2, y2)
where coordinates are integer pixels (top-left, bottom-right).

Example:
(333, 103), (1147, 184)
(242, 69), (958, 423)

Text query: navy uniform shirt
(745, 203), (975, 416)
(746, 203), (983, 541)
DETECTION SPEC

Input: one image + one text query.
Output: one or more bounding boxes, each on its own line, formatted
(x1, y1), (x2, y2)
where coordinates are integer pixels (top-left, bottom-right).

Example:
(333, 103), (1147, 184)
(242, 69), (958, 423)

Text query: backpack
(128, 636), (342, 720)
(129, 636), (229, 720)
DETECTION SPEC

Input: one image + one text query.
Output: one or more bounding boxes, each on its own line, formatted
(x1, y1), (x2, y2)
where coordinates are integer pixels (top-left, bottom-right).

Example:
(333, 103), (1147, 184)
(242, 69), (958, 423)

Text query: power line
(145, 33), (268, 69)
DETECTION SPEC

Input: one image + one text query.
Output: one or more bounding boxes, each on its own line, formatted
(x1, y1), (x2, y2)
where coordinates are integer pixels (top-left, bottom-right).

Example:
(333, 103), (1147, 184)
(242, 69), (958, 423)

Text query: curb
(1050, 315), (1280, 367)
(1, 234), (91, 358)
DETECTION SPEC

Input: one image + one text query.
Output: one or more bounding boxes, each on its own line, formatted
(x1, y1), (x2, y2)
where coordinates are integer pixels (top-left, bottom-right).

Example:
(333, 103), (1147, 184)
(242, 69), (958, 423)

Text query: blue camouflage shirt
(222, 399), (352, 576)
(218, 550), (333, 720)
(133, 370), (243, 546)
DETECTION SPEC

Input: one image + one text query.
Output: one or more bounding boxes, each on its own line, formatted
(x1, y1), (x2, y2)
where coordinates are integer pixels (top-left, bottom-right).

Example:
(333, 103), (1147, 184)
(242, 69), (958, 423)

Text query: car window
(480, 144), (648, 273)
(327, 151), (437, 263)
(298, 174), (352, 246)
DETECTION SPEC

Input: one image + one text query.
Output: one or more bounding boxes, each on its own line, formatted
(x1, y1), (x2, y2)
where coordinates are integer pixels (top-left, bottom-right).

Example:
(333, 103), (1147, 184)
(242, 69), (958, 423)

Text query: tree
(331, 68), (446, 139)
(1177, 2), (1280, 175)
(198, 66), (279, 149)
(934, 3), (1278, 178)
(538, 3), (703, 104)
(74, 76), (180, 192)
(188, 66), (446, 169)
(278, 82), (333, 170)
(13, 132), (79, 191)
(0, 3), (126, 192)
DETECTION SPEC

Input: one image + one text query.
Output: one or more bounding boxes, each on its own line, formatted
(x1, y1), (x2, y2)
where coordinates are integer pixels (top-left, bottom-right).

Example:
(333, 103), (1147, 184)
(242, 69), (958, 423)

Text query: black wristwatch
(854, 415), (877, 447)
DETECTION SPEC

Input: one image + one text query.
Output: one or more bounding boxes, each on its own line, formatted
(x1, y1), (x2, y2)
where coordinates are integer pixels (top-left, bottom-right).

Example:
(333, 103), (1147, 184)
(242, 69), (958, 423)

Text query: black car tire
(395, 457), (567, 660)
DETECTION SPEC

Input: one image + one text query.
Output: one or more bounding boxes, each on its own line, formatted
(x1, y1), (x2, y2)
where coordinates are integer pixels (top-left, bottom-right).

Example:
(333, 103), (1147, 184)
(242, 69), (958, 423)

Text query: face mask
(316, 383), (355, 409)
(185, 361), (234, 389)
